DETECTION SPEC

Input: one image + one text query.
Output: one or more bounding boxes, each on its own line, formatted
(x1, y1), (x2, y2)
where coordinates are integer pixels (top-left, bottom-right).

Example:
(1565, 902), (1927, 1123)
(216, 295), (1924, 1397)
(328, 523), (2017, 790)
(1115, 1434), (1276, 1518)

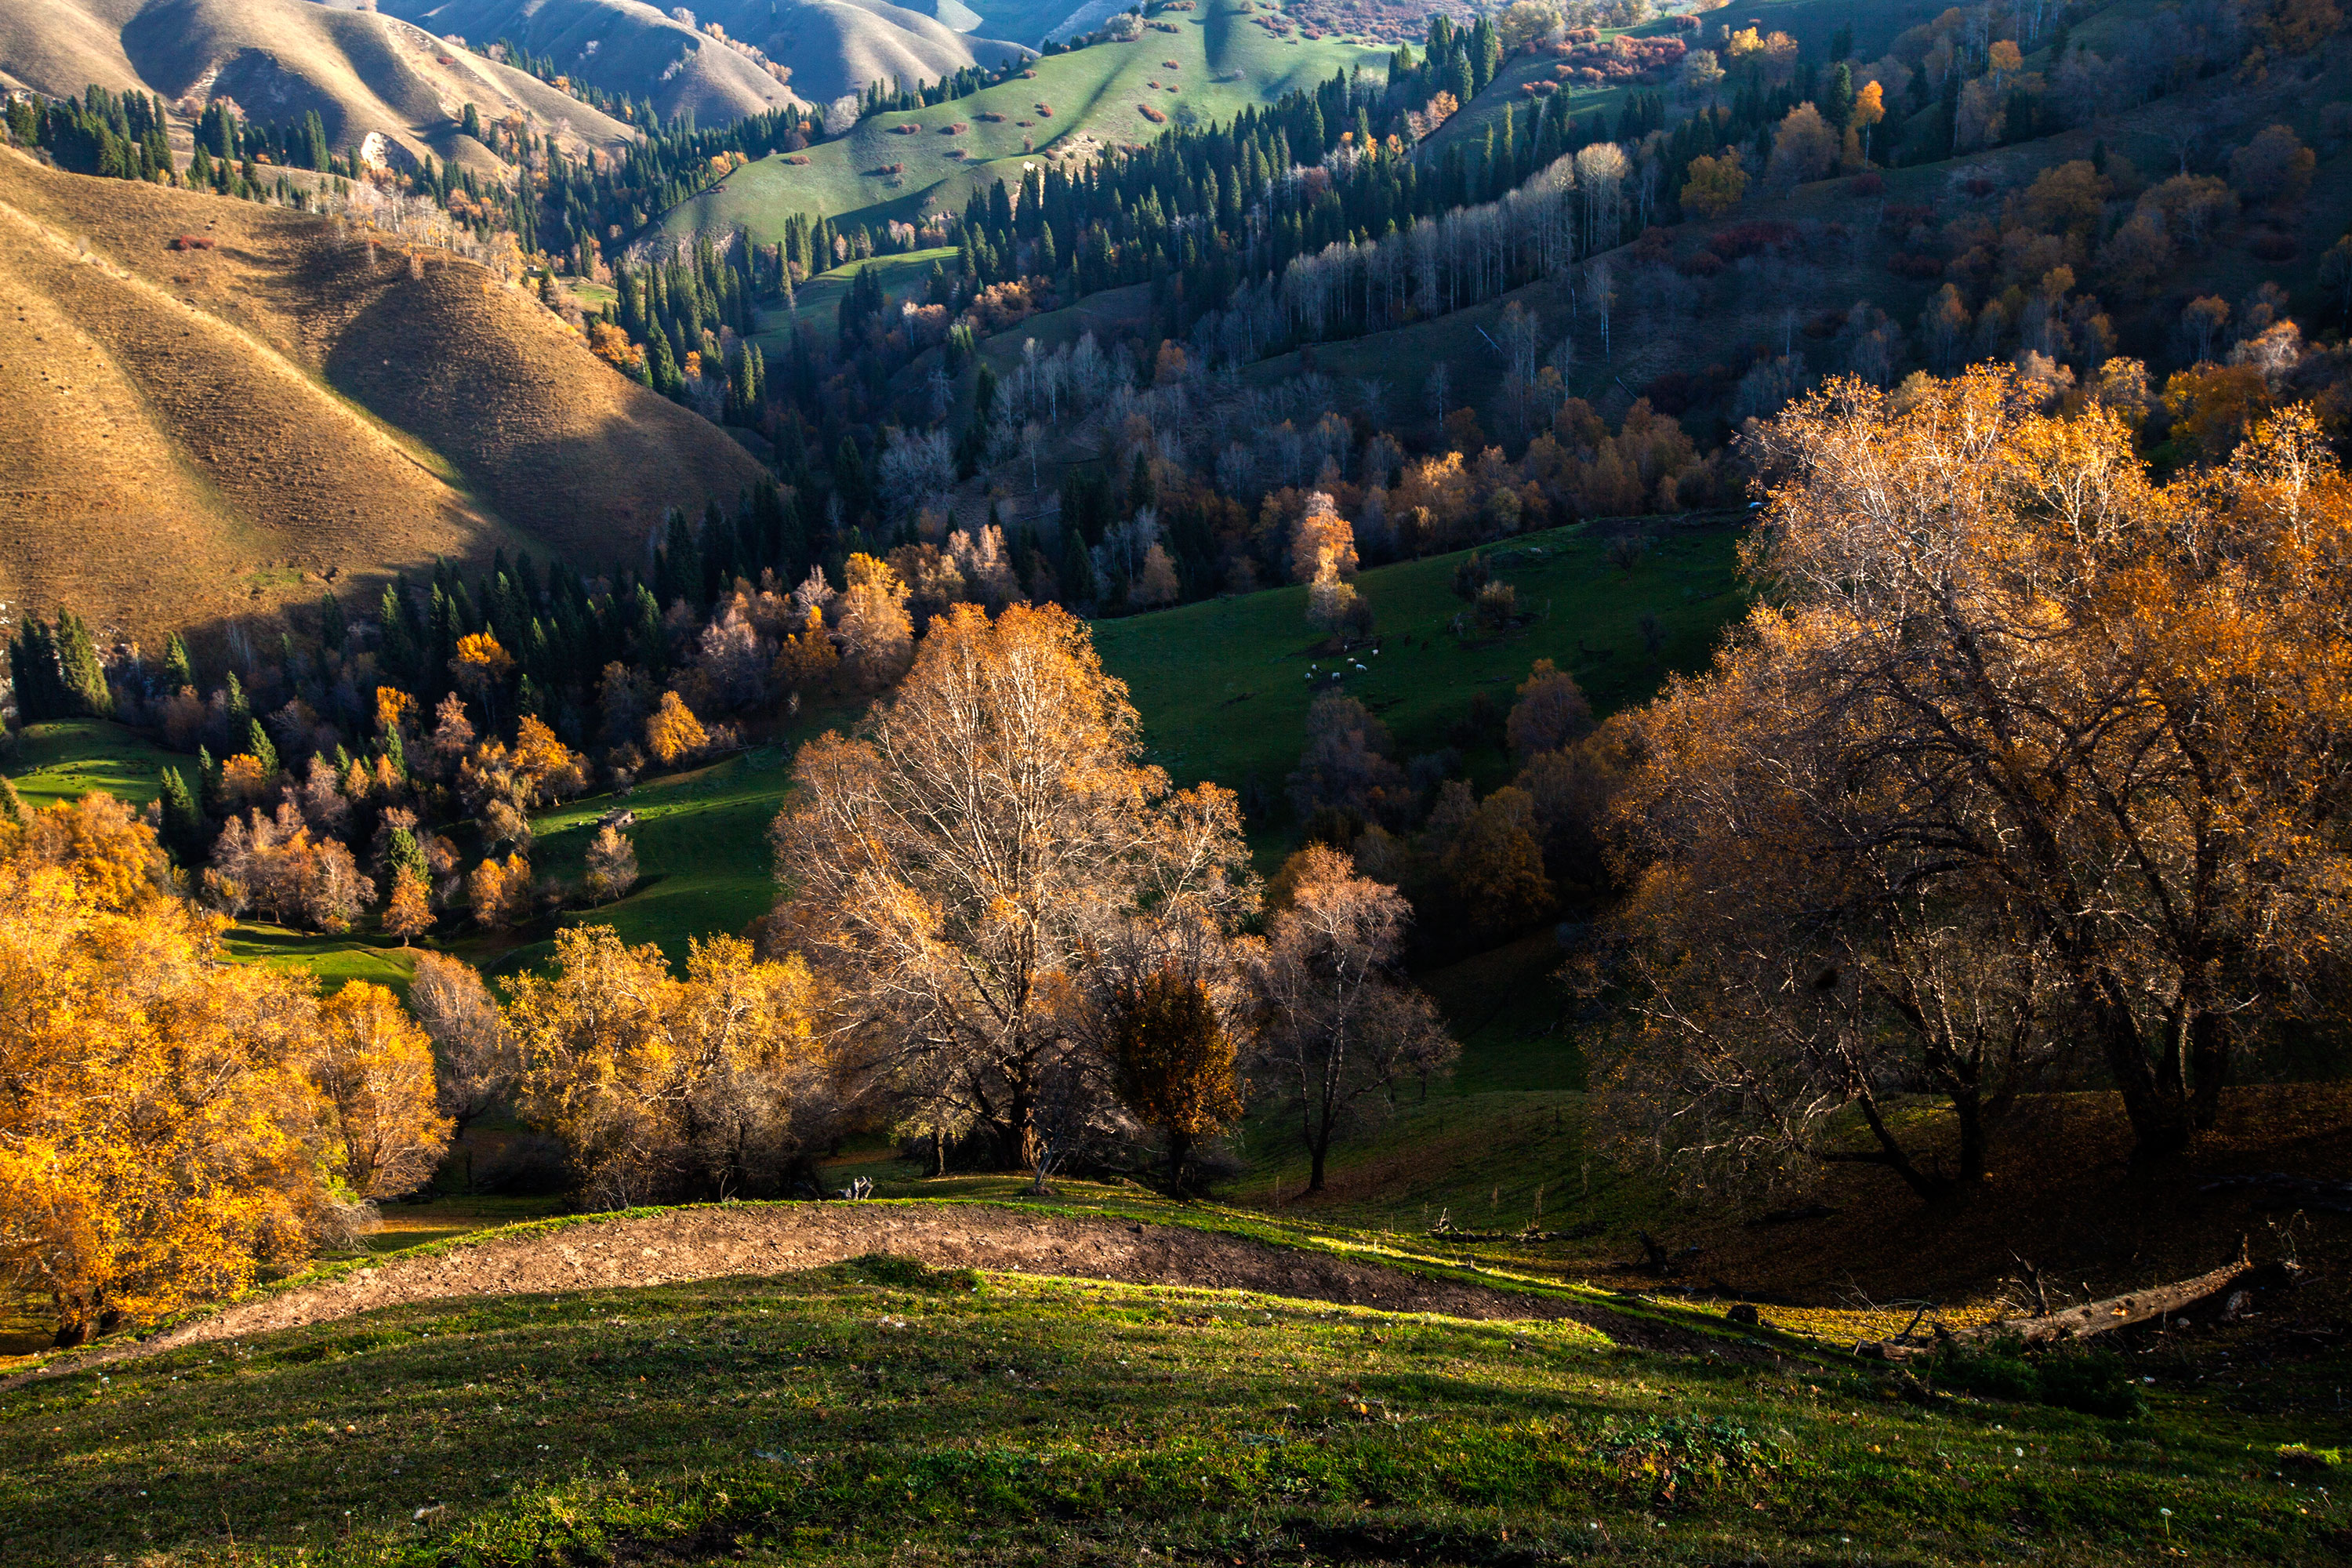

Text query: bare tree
(771, 604), (1258, 1169)
(1250, 847), (1457, 1191)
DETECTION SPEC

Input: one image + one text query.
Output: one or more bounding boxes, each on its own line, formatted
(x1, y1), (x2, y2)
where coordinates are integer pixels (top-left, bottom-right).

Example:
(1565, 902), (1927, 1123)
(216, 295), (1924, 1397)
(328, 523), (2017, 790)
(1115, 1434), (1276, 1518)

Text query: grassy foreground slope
(0, 147), (764, 646)
(1, 1217), (2335, 1567)
(659, 9), (1385, 236)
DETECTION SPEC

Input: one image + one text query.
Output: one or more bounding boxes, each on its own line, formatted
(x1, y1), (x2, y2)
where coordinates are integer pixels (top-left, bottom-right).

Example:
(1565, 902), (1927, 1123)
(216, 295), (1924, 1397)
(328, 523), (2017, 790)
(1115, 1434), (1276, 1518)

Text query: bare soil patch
(16, 1203), (1678, 1385)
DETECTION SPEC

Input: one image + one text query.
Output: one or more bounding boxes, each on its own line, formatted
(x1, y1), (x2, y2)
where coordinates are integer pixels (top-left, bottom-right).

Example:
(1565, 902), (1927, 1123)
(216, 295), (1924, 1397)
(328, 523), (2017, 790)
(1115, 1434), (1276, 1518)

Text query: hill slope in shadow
(0, 147), (763, 645)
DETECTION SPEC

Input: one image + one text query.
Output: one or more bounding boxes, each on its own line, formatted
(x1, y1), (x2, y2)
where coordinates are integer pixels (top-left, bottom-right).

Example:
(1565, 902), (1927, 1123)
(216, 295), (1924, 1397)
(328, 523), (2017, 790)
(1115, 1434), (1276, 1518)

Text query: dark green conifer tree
(246, 718), (279, 776)
(55, 608), (111, 717)
(164, 631), (196, 691)
(158, 766), (205, 865)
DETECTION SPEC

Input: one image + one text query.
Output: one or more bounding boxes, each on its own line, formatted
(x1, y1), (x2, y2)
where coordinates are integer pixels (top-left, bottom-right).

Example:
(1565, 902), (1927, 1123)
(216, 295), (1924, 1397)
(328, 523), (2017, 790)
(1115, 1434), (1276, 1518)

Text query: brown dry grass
(1, 0), (636, 170)
(0, 148), (763, 645)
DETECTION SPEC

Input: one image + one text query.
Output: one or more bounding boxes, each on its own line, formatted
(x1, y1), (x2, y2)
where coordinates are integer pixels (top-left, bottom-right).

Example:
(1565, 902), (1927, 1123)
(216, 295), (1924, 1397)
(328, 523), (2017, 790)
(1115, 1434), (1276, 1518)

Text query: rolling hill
(657, 8), (1386, 237)
(375, 0), (1037, 122)
(0, 144), (764, 647)
(0, 0), (637, 172)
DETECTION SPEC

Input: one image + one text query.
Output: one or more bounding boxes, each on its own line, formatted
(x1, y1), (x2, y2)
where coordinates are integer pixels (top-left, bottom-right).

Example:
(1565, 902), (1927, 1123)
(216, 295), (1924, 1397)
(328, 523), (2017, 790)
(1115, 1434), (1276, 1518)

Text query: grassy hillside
(1093, 517), (1745, 802)
(0, 0), (635, 171)
(755, 245), (961, 354)
(0, 147), (763, 645)
(0, 720), (177, 811)
(2, 1203), (2338, 1566)
(659, 12), (1387, 236)
(490, 741), (804, 976)
(1, 519), (1734, 999)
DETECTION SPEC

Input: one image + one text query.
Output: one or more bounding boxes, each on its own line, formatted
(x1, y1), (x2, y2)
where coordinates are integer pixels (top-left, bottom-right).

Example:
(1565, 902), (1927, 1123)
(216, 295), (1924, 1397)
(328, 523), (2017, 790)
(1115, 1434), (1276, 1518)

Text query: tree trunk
(1308, 1142), (1328, 1192)
(2189, 1007), (2230, 1132)
(2085, 988), (2197, 1160)
(1166, 1128), (1192, 1196)
(1826, 1087), (1953, 1203)
(1954, 1094), (1987, 1187)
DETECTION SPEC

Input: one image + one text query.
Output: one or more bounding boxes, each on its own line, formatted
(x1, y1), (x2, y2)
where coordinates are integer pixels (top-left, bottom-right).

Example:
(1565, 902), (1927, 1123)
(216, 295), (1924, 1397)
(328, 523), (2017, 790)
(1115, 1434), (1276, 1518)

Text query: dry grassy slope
(380, 0), (1030, 122)
(1, 0), (635, 172)
(0, 149), (763, 644)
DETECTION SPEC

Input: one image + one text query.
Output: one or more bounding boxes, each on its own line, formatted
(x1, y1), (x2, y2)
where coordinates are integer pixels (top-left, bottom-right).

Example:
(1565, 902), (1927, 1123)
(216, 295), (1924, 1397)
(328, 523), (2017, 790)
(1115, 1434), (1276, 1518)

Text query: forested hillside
(4, 1), (2351, 1562)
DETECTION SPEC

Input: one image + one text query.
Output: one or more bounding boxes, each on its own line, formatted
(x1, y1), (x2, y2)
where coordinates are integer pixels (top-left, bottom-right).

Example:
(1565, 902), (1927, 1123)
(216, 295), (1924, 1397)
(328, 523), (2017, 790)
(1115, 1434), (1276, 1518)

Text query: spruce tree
(7, 619), (64, 722)
(55, 609), (111, 717)
(158, 766), (204, 864)
(387, 824), (429, 884)
(379, 583), (415, 676)
(1128, 448), (1155, 515)
(319, 591), (348, 651)
(164, 631), (196, 691)
(247, 718), (279, 776)
(1060, 525), (1096, 607)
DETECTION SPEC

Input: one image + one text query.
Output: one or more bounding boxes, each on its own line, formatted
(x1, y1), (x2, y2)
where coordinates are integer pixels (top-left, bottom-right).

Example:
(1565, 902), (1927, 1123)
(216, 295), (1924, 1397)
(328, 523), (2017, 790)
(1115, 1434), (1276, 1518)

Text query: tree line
(0, 603), (1459, 1341)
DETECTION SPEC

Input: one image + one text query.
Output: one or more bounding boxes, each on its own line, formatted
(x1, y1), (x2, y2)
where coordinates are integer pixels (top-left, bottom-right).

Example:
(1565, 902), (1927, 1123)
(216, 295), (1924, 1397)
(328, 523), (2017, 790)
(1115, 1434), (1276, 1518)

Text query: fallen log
(1942, 1250), (2303, 1347)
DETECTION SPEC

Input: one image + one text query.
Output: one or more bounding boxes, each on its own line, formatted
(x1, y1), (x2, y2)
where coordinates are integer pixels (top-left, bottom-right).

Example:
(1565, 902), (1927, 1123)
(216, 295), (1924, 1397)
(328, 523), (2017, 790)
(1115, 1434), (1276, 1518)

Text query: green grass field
(1091, 517), (1744, 804)
(492, 740), (803, 977)
(754, 247), (960, 357)
(662, 13), (1388, 238)
(3, 1207), (2337, 1567)
(2, 719), (178, 810)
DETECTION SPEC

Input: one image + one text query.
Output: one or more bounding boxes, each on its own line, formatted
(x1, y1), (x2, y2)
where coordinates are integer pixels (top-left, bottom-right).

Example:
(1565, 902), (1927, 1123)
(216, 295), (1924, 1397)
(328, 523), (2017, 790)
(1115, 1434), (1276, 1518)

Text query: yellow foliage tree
(773, 603), (1257, 1172)
(313, 982), (452, 1199)
(772, 605), (840, 695)
(1606, 371), (2352, 1187)
(644, 690), (710, 765)
(506, 927), (829, 1206)
(468, 851), (533, 928)
(383, 864), (434, 945)
(0, 797), (441, 1342)
(1679, 152), (1749, 217)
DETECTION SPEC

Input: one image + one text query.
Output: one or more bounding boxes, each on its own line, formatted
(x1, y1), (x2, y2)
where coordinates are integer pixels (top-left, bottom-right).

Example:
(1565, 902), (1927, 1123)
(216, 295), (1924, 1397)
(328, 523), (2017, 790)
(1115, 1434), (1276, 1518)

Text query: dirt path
(13, 1204), (1670, 1386)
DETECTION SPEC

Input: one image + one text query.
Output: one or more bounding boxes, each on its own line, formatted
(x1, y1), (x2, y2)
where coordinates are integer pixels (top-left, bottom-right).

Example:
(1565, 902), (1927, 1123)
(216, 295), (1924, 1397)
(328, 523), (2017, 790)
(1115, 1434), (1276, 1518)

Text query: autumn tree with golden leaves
(1249, 846), (1457, 1192)
(506, 927), (830, 1206)
(0, 796), (446, 1342)
(771, 603), (1257, 1176)
(1601, 368), (2352, 1198)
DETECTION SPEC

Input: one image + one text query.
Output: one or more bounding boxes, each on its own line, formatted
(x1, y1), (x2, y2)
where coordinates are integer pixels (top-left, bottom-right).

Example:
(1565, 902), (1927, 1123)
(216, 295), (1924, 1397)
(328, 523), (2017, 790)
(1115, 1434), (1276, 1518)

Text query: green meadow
(1091, 516), (1744, 800)
(1, 718), (177, 810)
(662, 10), (1387, 238)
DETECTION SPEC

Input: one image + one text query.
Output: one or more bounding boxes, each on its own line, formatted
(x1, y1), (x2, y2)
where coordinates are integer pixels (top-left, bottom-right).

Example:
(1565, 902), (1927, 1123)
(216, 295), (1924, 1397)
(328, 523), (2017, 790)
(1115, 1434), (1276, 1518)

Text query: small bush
(1932, 1338), (2143, 1418)
(2033, 1350), (2143, 1417)
(840, 1253), (983, 1292)
(1708, 220), (1798, 260)
(1450, 551), (1492, 601)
